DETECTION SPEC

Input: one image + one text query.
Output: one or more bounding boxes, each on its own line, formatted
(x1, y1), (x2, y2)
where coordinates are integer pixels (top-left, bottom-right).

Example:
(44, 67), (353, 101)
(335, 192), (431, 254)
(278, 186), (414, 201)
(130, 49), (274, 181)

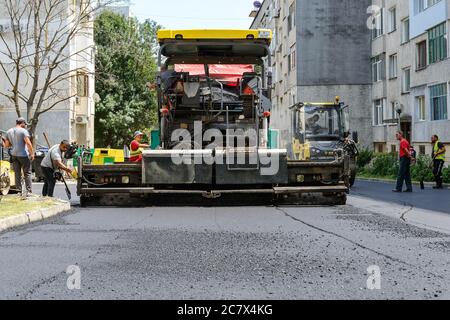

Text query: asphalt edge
(0, 199), (71, 233)
(348, 195), (450, 235)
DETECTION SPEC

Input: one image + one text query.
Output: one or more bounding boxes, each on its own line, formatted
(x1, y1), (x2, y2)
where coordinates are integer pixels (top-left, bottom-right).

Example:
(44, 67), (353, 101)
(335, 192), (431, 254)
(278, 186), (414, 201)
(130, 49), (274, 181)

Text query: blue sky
(130, 0), (256, 29)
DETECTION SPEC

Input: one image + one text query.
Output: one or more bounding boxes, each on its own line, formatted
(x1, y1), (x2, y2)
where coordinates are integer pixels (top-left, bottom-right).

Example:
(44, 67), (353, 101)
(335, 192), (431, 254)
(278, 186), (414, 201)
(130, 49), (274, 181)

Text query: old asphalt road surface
(0, 181), (449, 299)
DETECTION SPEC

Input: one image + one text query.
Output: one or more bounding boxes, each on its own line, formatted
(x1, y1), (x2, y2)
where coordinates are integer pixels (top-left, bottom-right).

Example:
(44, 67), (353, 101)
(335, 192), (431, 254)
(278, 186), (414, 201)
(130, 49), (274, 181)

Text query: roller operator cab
(288, 100), (358, 188)
(77, 30), (350, 206)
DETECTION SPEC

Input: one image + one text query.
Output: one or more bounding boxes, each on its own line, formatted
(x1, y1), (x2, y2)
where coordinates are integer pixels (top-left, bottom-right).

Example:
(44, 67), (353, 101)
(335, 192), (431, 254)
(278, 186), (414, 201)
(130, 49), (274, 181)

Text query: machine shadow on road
(77, 193), (345, 208)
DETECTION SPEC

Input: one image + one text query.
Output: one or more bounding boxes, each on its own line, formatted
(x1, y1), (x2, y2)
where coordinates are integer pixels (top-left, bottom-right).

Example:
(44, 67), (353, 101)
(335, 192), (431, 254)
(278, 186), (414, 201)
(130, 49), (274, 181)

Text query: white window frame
(416, 95), (427, 121)
(389, 54), (398, 79)
(390, 102), (399, 120)
(402, 68), (411, 93)
(416, 40), (427, 70)
(287, 2), (295, 32)
(290, 45), (296, 71)
(401, 18), (410, 43)
(388, 7), (397, 33)
(372, 9), (384, 39)
(372, 55), (383, 82)
(373, 99), (385, 126)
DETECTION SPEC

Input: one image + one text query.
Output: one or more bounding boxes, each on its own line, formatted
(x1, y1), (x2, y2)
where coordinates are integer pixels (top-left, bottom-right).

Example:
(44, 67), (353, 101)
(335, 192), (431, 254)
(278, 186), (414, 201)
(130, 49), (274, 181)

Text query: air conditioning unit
(75, 115), (88, 124)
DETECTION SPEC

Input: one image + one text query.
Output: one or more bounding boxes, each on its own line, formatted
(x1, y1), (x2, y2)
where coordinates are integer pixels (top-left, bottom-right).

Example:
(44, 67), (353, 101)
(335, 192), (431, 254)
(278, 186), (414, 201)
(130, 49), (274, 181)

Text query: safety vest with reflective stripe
(434, 141), (445, 161)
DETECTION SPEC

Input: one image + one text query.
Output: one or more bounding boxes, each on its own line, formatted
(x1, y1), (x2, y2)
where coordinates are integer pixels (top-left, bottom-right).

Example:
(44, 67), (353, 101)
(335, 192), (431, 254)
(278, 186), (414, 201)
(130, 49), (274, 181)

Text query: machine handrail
(225, 76), (264, 172)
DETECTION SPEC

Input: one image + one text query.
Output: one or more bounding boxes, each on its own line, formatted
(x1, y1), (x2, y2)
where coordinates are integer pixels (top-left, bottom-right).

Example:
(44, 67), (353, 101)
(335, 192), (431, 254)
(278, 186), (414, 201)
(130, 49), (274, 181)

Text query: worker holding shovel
(40, 140), (74, 198)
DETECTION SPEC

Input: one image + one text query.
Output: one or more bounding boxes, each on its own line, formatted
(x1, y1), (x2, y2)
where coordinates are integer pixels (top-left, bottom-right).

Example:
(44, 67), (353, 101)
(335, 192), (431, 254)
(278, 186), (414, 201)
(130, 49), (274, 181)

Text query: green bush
(370, 153), (399, 178)
(357, 148), (374, 169)
(410, 155), (434, 182)
(357, 151), (450, 183)
(443, 167), (450, 183)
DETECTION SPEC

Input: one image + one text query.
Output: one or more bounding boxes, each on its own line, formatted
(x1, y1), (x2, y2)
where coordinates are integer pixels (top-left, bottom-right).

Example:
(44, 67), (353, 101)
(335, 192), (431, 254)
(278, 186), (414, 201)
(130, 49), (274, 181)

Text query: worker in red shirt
(130, 131), (149, 162)
(393, 131), (413, 193)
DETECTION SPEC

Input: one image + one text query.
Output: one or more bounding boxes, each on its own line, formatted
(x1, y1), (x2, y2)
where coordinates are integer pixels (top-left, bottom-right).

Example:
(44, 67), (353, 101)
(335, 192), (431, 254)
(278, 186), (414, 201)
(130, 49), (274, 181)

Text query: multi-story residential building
(251, 0), (374, 149)
(0, 1), (95, 148)
(370, 0), (450, 162)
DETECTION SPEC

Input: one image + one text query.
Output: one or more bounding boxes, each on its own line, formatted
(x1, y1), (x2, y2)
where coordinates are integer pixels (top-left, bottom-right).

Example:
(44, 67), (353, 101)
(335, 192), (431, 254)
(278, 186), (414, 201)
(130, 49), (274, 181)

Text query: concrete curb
(0, 199), (71, 233)
(357, 177), (450, 189)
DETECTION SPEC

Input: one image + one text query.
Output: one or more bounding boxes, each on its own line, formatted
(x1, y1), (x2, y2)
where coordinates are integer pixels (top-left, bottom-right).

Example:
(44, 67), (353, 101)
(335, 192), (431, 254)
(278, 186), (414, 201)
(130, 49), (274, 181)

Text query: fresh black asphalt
(0, 181), (449, 299)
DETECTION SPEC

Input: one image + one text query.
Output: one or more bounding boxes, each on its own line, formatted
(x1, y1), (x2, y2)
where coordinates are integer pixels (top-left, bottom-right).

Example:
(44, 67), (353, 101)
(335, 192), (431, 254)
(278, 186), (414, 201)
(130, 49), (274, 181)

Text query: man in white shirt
(40, 140), (72, 197)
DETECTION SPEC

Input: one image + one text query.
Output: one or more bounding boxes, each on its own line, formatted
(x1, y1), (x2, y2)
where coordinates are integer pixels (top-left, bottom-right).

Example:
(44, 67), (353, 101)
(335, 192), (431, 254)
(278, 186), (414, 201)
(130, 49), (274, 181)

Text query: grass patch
(357, 172), (396, 180)
(0, 196), (57, 219)
(357, 173), (444, 184)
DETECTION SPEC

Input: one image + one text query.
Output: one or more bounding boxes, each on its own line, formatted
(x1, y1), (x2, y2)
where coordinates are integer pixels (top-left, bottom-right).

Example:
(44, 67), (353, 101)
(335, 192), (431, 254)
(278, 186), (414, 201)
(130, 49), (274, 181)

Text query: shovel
(61, 174), (72, 200)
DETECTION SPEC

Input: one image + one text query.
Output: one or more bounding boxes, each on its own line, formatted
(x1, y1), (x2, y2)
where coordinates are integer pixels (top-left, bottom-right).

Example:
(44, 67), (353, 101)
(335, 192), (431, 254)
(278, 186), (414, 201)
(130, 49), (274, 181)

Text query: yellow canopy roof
(157, 29), (272, 64)
(157, 29), (272, 43)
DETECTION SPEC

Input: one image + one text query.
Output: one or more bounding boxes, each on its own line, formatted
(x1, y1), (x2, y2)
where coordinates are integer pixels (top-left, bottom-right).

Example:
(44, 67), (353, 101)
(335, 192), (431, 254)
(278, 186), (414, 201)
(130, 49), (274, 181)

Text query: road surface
(0, 181), (449, 299)
(353, 180), (450, 215)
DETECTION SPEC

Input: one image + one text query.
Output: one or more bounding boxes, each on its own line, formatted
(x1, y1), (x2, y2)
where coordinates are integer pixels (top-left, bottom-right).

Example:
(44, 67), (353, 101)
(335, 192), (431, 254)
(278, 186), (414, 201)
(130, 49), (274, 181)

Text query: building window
(389, 54), (398, 78)
(391, 145), (397, 153)
(278, 62), (283, 81)
(76, 72), (88, 97)
(401, 18), (410, 43)
(430, 83), (447, 120)
(390, 102), (398, 120)
(373, 99), (385, 126)
(388, 7), (397, 33)
(416, 41), (427, 70)
(402, 68), (411, 93)
(290, 45), (296, 71)
(371, 55), (384, 82)
(372, 9), (384, 39)
(287, 53), (291, 73)
(416, 96), (426, 121)
(428, 23), (447, 64)
(415, 0), (443, 14)
(419, 145), (426, 155)
(287, 2), (295, 32)
(375, 143), (384, 153)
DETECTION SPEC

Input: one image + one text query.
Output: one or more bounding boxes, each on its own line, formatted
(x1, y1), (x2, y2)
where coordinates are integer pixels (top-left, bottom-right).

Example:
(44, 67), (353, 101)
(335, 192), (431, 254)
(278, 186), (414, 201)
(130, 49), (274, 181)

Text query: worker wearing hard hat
(130, 131), (149, 162)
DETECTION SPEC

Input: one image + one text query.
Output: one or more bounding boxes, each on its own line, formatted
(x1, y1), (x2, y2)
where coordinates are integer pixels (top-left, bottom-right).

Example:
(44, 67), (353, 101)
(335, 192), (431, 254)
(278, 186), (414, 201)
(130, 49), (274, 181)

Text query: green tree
(94, 11), (160, 148)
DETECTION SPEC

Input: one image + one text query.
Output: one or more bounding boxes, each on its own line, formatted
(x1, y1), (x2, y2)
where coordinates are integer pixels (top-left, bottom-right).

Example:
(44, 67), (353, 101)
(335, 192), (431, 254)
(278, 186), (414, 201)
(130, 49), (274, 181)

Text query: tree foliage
(94, 11), (160, 148)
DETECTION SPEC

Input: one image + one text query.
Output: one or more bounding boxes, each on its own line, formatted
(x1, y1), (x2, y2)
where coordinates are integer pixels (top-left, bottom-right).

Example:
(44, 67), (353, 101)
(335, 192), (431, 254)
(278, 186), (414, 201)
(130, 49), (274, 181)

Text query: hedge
(357, 150), (450, 183)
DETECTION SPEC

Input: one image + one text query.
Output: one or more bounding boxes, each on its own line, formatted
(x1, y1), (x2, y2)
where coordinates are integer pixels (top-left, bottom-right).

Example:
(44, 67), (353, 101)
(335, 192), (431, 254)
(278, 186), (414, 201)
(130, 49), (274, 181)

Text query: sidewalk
(0, 195), (71, 233)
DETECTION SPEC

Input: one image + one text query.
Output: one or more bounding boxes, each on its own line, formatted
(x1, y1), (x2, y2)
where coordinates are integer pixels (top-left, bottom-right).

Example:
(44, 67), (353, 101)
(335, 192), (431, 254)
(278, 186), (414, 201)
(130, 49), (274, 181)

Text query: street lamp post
(395, 103), (403, 132)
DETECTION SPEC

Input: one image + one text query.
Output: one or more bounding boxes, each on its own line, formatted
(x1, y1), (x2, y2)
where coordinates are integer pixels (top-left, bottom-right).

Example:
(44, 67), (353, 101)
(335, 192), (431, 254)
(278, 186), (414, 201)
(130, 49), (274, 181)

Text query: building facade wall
(371, 0), (450, 163)
(252, 0), (373, 149)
